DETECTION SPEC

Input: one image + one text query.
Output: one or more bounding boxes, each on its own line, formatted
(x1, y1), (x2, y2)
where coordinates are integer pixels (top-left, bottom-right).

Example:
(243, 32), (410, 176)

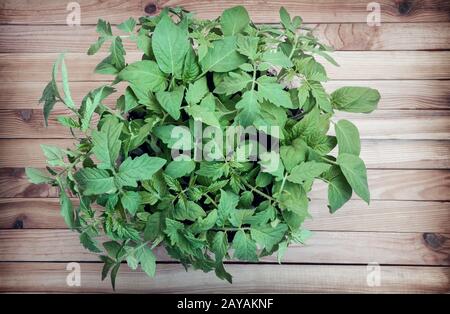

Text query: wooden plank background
(0, 0), (448, 293)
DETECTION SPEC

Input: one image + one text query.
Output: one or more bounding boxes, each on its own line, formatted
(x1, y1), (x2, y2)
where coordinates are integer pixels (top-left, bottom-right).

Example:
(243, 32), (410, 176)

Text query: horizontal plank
(1, 80), (448, 111)
(0, 198), (448, 233)
(1, 109), (448, 140)
(0, 138), (447, 169)
(0, 229), (449, 266)
(1, 262), (448, 293)
(1, 51), (450, 81)
(2, 23), (450, 53)
(1, 0), (449, 24)
(1, 168), (448, 201)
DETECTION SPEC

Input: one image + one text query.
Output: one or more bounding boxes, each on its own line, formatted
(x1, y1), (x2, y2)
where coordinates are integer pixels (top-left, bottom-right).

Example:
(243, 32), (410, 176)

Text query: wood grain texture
(0, 262), (448, 293)
(1, 80), (448, 110)
(1, 168), (448, 201)
(1, 109), (448, 140)
(1, 23), (449, 53)
(1, 198), (448, 233)
(0, 229), (448, 265)
(1, 0), (449, 24)
(1, 51), (450, 82)
(0, 138), (448, 169)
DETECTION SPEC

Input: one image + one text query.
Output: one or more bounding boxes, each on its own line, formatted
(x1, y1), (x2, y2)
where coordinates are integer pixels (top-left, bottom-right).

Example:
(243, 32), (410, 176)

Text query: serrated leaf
(26, 168), (54, 184)
(256, 76), (293, 108)
(232, 230), (258, 262)
(74, 168), (117, 195)
(214, 71), (252, 95)
(287, 161), (331, 183)
(116, 155), (166, 188)
(185, 77), (208, 105)
(261, 50), (293, 68)
(250, 223), (288, 251)
(121, 191), (141, 215)
(91, 116), (122, 169)
(235, 90), (260, 126)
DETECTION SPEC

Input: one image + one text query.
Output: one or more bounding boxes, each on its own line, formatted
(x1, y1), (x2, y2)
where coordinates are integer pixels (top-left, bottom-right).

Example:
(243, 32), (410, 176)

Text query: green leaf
(165, 159), (196, 178)
(144, 212), (164, 241)
(214, 71), (252, 95)
(123, 87), (139, 113)
(310, 81), (332, 112)
(200, 37), (246, 73)
(40, 144), (65, 167)
(136, 246), (156, 277)
(232, 230), (258, 262)
(335, 119), (361, 156)
(261, 50), (293, 68)
(152, 14), (190, 77)
(109, 36), (126, 71)
(80, 232), (102, 253)
(278, 182), (309, 216)
(196, 162), (226, 180)
(91, 116), (123, 169)
(39, 82), (58, 127)
(174, 200), (206, 221)
(326, 167), (352, 213)
(256, 76), (293, 108)
(217, 189), (239, 225)
(211, 231), (228, 261)
(117, 17), (136, 33)
(186, 104), (221, 127)
(185, 77), (209, 105)
(236, 36), (259, 60)
(60, 188), (76, 229)
(250, 223), (288, 251)
(60, 56), (76, 110)
(331, 87), (380, 113)
(235, 90), (260, 126)
(25, 168), (54, 184)
(287, 161), (331, 183)
(280, 138), (307, 172)
(220, 6), (250, 36)
(74, 168), (117, 195)
(118, 60), (167, 93)
(116, 155), (166, 188)
(190, 209), (218, 233)
(156, 86), (185, 120)
(337, 153), (370, 204)
(121, 191), (141, 215)
(81, 86), (107, 131)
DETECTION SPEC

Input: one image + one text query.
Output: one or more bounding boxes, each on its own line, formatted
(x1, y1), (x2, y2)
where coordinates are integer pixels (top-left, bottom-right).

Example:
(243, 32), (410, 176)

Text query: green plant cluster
(27, 6), (380, 287)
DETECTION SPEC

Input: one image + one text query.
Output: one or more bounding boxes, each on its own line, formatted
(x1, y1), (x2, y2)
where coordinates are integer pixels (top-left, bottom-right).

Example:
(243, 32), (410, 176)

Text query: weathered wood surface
(0, 262), (448, 293)
(0, 0), (449, 294)
(1, 0), (449, 24)
(1, 198), (448, 233)
(1, 229), (448, 266)
(1, 51), (450, 81)
(1, 80), (448, 110)
(1, 23), (450, 53)
(1, 168), (448, 201)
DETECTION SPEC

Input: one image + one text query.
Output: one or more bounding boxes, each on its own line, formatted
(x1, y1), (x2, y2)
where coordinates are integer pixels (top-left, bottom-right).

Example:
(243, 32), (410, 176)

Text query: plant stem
(242, 180), (277, 203)
(321, 156), (338, 166)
